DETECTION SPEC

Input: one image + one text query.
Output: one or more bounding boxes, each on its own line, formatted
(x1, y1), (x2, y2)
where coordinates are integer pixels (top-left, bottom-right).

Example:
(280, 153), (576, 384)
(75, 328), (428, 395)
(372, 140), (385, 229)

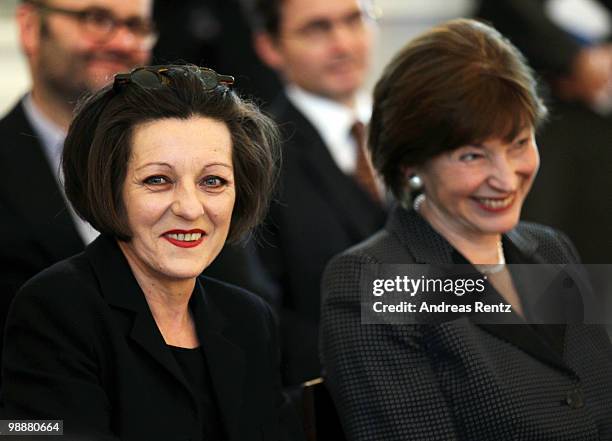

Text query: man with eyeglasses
(0, 0), (154, 377)
(248, 0), (387, 388)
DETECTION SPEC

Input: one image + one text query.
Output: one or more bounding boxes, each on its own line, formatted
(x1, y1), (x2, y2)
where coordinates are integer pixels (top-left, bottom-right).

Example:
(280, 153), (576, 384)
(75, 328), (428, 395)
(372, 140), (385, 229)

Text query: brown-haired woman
(320, 19), (612, 440)
(2, 65), (303, 441)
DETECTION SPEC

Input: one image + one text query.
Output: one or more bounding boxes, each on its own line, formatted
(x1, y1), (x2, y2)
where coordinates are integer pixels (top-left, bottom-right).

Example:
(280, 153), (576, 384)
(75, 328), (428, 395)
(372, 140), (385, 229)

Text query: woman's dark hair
(62, 65), (280, 243)
(369, 18), (548, 200)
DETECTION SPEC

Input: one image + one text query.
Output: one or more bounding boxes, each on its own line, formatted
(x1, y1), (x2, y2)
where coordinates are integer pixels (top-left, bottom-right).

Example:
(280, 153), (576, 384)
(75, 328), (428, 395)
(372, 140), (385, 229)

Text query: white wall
(368, 0), (475, 91)
(0, 15), (30, 116)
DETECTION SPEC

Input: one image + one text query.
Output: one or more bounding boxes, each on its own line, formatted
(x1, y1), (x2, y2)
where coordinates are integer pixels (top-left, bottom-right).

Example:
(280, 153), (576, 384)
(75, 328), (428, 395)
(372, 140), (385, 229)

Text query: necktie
(351, 121), (381, 203)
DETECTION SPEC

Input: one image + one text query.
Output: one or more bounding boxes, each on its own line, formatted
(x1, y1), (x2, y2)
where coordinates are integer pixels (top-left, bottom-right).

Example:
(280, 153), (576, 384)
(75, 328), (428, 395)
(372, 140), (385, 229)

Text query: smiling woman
(320, 19), (612, 441)
(0, 65), (303, 441)
(120, 118), (236, 294)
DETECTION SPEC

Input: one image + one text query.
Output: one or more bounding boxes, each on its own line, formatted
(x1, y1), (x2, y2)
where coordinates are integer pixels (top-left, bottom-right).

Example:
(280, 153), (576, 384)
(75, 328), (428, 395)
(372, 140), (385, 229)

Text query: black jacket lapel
(191, 280), (246, 441)
(85, 236), (192, 395)
(385, 205), (456, 264)
(128, 308), (193, 392)
(386, 206), (579, 376)
(86, 236), (250, 439)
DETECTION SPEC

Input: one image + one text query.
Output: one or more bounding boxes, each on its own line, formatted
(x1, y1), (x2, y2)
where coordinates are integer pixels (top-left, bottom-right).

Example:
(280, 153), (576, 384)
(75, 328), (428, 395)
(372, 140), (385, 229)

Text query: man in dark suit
(250, 0), (387, 386)
(0, 0), (154, 366)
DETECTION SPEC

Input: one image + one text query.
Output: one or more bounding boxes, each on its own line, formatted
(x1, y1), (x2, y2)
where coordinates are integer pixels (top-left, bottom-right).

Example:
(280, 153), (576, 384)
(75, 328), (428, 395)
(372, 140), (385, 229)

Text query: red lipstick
(162, 229), (205, 249)
(472, 195), (515, 213)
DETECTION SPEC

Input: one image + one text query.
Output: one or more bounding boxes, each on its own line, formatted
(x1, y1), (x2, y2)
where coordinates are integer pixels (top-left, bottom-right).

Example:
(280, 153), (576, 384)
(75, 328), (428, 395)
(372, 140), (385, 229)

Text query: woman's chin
(469, 202), (523, 235)
(154, 265), (206, 283)
(473, 216), (520, 235)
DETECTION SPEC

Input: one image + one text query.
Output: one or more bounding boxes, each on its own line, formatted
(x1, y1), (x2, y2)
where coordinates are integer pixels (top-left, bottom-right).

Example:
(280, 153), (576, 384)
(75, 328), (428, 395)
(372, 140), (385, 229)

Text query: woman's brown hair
(62, 65), (280, 243)
(369, 18), (548, 200)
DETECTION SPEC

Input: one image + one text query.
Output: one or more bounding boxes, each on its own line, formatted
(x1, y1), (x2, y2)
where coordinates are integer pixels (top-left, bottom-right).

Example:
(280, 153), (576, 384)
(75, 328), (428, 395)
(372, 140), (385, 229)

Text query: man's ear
(16, 3), (42, 59)
(253, 31), (284, 71)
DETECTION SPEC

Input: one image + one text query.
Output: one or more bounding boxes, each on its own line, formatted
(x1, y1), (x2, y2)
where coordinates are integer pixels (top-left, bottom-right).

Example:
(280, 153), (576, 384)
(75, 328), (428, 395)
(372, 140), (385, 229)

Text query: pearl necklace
(412, 194), (506, 274)
(476, 240), (505, 274)
(412, 193), (425, 211)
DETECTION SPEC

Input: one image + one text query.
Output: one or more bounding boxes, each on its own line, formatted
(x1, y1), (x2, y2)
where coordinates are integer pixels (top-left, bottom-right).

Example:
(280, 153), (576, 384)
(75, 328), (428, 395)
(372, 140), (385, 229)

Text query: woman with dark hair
(320, 19), (612, 440)
(2, 65), (301, 441)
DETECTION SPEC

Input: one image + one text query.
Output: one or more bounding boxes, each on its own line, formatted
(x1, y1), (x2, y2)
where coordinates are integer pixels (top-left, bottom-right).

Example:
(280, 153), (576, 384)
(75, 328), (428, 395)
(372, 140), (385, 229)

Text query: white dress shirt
(285, 84), (372, 175)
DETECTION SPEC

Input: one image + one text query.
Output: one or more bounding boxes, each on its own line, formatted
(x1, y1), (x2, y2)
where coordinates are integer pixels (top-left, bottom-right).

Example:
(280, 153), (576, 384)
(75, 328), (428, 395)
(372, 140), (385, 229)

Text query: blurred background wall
(0, 0), (475, 116)
(0, 0), (29, 116)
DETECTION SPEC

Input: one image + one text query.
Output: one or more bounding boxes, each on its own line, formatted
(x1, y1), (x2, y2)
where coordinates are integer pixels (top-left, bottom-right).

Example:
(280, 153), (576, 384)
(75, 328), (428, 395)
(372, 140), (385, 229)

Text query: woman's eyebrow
(203, 162), (233, 170)
(135, 161), (234, 172)
(135, 162), (173, 171)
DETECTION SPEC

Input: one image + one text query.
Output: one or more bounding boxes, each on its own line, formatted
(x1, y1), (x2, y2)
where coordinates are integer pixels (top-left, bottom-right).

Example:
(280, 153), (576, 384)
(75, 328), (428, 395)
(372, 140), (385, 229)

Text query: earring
(408, 174), (422, 191)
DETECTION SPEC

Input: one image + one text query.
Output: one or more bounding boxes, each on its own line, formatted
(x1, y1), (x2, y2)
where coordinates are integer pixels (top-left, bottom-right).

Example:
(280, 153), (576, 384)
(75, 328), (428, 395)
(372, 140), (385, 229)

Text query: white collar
(285, 84), (372, 174)
(285, 84), (371, 143)
(22, 93), (66, 171)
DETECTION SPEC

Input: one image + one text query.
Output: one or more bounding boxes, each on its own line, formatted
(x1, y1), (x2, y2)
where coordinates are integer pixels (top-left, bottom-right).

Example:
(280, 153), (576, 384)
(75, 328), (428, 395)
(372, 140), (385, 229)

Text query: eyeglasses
(289, 9), (377, 45)
(113, 66), (235, 92)
(26, 1), (158, 49)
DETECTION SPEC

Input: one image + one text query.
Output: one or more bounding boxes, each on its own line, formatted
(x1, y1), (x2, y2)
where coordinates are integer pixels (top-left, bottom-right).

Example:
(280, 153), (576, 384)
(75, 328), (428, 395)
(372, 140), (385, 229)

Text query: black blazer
(258, 94), (386, 385)
(320, 205), (612, 440)
(2, 235), (303, 441)
(0, 100), (83, 364)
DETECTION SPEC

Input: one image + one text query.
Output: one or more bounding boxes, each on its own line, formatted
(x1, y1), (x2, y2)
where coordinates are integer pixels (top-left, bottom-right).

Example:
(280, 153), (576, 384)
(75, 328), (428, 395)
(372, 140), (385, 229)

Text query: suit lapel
(86, 236), (248, 440)
(275, 97), (385, 240)
(85, 236), (193, 395)
(0, 102), (83, 261)
(385, 205), (456, 264)
(191, 283), (246, 441)
(387, 206), (578, 375)
(128, 307), (193, 392)
(475, 237), (581, 375)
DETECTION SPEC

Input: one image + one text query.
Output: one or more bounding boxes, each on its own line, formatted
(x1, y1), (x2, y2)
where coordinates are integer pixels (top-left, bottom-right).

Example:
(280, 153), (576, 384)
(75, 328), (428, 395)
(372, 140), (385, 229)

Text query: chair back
(302, 378), (346, 441)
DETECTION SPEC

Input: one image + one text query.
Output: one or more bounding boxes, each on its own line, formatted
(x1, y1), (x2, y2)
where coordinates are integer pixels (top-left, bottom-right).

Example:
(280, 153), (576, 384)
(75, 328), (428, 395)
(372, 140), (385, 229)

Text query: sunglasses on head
(113, 65), (235, 92)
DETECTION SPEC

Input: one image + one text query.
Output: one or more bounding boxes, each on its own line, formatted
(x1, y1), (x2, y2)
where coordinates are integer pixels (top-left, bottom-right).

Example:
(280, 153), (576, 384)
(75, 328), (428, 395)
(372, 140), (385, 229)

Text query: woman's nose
(170, 184), (205, 220)
(488, 157), (517, 191)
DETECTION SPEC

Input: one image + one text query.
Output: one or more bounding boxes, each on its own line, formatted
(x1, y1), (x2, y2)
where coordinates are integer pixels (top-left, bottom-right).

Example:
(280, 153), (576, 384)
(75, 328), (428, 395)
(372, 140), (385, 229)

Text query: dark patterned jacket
(321, 205), (612, 440)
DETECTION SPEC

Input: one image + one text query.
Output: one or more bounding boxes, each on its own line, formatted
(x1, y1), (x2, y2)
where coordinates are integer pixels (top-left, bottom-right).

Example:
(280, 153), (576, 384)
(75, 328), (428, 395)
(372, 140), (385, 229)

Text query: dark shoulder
(329, 228), (413, 269)
(268, 94), (296, 124)
(513, 221), (580, 263)
(323, 230), (395, 294)
(328, 231), (384, 268)
(268, 95), (317, 149)
(12, 252), (101, 316)
(0, 101), (30, 156)
(0, 101), (18, 124)
(198, 276), (274, 321)
(0, 101), (28, 136)
(7, 252), (106, 351)
(19, 250), (93, 289)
